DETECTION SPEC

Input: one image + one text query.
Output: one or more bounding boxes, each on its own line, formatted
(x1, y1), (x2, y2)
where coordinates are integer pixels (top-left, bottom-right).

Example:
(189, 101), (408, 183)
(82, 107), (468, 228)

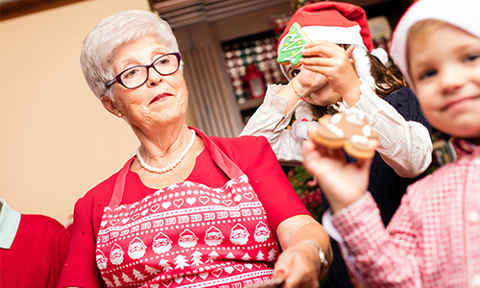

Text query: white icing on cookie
(330, 113), (343, 124)
(281, 33), (307, 63)
(345, 114), (364, 126)
(351, 135), (368, 144)
(362, 125), (372, 137)
(326, 123), (344, 138)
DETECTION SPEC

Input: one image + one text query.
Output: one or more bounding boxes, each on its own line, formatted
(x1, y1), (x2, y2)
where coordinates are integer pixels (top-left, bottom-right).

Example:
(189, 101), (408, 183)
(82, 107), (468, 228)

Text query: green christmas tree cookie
(277, 22), (311, 67)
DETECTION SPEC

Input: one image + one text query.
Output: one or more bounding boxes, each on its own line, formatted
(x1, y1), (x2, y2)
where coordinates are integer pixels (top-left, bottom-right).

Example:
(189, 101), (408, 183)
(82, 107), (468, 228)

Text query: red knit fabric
(1, 214), (70, 288)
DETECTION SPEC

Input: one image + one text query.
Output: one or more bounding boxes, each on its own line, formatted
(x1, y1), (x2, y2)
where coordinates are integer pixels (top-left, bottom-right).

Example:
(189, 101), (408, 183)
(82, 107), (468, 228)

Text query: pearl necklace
(136, 130), (196, 174)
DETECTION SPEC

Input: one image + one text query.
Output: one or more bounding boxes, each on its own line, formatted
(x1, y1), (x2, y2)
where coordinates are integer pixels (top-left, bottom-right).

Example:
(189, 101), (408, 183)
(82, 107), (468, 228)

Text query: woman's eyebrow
(152, 48), (168, 57)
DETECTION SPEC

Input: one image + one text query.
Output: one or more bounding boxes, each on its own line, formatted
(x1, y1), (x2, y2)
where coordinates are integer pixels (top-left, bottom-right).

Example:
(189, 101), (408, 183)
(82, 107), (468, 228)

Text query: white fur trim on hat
(390, 0), (480, 89)
(351, 46), (375, 89)
(301, 25), (366, 49)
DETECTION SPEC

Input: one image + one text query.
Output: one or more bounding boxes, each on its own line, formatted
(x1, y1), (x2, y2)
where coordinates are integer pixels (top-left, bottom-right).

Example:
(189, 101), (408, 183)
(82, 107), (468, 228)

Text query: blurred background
(0, 0), (412, 224)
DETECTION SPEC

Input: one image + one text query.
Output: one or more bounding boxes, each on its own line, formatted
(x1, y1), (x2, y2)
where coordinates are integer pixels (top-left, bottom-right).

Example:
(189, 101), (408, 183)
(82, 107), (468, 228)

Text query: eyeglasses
(105, 52), (181, 89)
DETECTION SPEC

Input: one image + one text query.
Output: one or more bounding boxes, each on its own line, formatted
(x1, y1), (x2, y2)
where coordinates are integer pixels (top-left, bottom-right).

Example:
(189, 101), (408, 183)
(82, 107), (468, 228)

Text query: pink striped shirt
(325, 138), (480, 287)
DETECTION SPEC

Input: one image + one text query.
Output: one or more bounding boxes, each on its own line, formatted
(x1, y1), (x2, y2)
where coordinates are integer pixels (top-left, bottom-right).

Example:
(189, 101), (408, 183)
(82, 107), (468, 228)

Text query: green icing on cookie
(277, 22), (310, 66)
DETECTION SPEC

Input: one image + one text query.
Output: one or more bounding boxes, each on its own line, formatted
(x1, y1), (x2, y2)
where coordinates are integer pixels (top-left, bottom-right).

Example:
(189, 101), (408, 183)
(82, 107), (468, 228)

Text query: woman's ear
(101, 96), (122, 117)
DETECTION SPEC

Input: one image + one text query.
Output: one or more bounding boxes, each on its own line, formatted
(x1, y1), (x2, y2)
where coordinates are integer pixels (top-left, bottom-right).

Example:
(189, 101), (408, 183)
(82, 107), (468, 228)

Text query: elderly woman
(58, 10), (331, 288)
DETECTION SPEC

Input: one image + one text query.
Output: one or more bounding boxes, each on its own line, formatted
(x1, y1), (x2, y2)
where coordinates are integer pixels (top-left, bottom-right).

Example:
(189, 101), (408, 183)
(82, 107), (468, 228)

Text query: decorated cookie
(311, 110), (378, 159)
(277, 22), (311, 67)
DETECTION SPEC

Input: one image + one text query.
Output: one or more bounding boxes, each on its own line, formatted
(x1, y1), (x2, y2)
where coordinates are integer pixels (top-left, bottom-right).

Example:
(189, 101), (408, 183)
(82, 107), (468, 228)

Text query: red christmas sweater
(58, 134), (310, 287)
(1, 213), (70, 288)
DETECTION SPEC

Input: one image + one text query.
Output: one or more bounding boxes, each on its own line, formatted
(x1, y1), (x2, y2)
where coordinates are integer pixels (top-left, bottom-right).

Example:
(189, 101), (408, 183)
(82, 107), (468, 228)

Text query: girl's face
(408, 23), (480, 144)
(285, 64), (342, 107)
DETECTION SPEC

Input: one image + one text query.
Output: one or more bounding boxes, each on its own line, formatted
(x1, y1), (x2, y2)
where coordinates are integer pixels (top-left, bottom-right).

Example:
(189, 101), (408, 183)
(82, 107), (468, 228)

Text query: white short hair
(80, 10), (180, 99)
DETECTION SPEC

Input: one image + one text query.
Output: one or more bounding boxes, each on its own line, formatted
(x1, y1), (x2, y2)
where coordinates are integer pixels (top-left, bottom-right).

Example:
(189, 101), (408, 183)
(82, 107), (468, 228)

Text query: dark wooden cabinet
(0, 0), (86, 21)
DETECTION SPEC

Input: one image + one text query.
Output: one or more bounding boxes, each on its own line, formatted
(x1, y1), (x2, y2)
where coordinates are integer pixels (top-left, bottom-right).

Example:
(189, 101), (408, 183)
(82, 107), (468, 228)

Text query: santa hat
(277, 1), (386, 88)
(389, 0), (480, 90)
(96, 249), (106, 258)
(129, 237), (146, 248)
(154, 232), (172, 242)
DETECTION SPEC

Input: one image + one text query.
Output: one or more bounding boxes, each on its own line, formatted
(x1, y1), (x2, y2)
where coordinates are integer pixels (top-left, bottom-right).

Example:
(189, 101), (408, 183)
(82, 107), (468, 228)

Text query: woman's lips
(149, 93), (170, 104)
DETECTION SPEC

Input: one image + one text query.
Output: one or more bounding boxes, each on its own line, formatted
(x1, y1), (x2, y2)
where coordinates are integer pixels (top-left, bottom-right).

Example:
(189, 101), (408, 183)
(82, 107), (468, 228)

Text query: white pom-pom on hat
(371, 47), (388, 65)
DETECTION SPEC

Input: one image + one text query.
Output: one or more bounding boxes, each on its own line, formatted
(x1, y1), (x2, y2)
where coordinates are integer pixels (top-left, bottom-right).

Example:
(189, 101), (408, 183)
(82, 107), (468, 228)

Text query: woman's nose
(147, 67), (162, 86)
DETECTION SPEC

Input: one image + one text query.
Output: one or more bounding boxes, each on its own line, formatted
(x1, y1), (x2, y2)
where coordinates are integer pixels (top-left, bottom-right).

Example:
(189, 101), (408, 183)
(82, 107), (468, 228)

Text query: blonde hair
(406, 19), (449, 80)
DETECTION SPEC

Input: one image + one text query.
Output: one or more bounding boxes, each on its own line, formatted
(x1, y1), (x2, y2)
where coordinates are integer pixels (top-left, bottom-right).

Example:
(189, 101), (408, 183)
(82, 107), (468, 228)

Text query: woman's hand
(273, 241), (323, 288)
(302, 128), (376, 214)
(274, 216), (332, 288)
(300, 40), (362, 106)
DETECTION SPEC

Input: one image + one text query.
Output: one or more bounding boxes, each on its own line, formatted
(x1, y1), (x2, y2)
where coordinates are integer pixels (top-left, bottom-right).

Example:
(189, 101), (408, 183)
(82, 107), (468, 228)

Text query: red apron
(95, 131), (280, 288)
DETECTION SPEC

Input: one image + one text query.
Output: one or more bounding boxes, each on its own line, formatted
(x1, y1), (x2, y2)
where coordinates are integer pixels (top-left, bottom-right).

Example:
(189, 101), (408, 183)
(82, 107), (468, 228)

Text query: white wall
(0, 0), (198, 223)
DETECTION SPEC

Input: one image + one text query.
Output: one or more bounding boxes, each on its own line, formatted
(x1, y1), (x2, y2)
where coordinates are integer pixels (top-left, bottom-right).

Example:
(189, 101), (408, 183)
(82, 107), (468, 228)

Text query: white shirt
(0, 199), (21, 249)
(241, 82), (432, 178)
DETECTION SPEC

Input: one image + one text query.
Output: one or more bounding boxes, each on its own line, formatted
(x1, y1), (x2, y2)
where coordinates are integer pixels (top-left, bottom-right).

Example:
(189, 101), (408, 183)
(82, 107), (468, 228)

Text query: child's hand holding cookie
(302, 110), (379, 213)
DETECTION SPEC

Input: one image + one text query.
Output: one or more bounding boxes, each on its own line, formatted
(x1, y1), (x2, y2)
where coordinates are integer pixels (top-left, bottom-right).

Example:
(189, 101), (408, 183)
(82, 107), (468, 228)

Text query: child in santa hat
(241, 2), (433, 287)
(303, 0), (480, 286)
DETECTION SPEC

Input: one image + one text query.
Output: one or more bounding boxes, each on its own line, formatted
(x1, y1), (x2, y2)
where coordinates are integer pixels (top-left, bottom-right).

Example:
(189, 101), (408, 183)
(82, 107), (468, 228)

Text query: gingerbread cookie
(277, 22), (311, 67)
(311, 110), (378, 159)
